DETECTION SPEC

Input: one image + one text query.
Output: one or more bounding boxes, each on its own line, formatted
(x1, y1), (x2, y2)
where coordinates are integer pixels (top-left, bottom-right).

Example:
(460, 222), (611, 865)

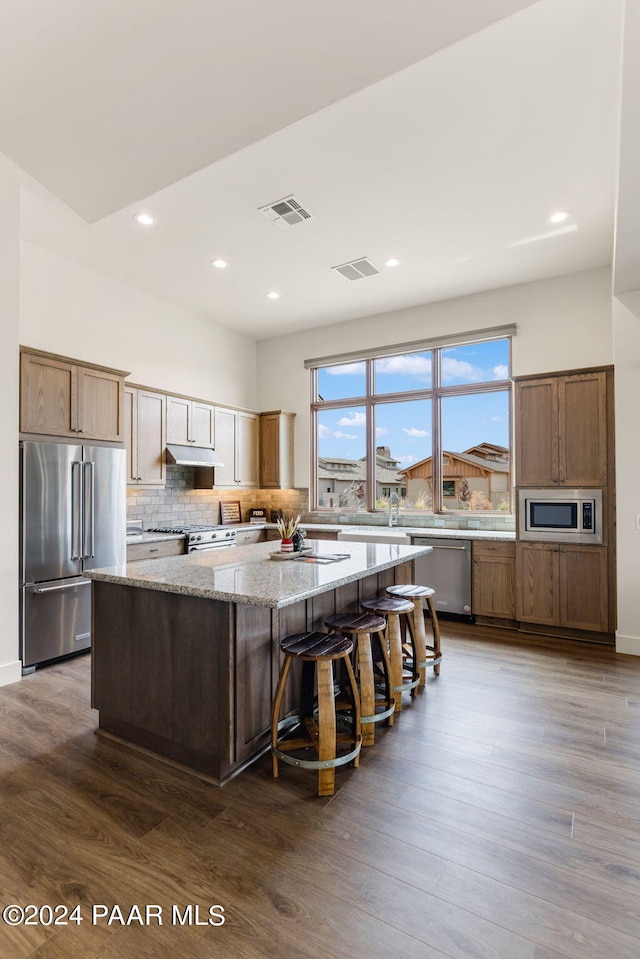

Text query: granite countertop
(85, 538), (433, 609)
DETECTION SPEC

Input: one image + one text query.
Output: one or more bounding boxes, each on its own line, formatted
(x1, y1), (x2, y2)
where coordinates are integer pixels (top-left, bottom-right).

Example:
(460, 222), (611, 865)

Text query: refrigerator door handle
(71, 460), (83, 560)
(83, 461), (96, 559)
(34, 580), (91, 594)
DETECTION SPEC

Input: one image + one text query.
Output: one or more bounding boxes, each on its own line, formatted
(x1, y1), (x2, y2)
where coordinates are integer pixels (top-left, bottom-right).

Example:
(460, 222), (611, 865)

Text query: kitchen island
(85, 538), (433, 785)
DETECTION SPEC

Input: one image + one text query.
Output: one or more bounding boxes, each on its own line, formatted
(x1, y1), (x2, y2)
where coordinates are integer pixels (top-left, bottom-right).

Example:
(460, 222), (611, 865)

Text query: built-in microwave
(518, 489), (602, 544)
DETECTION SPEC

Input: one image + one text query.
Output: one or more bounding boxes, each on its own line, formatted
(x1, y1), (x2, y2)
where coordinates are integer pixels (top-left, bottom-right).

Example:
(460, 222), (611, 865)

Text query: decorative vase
(280, 537), (294, 553)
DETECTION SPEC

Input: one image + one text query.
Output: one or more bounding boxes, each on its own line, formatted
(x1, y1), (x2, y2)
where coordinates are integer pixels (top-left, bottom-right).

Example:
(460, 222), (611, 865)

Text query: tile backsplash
(126, 468), (308, 527)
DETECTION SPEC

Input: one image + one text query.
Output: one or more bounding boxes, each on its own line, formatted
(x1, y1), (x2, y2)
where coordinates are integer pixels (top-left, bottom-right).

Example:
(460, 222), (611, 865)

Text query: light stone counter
(86, 538), (434, 609)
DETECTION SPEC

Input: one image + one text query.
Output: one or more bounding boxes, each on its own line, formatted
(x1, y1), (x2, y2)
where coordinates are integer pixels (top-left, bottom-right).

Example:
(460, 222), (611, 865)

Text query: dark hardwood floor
(2, 622), (640, 958)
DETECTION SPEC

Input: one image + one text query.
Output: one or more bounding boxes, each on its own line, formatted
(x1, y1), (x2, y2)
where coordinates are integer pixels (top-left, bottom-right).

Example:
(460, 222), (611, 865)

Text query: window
(311, 336), (512, 513)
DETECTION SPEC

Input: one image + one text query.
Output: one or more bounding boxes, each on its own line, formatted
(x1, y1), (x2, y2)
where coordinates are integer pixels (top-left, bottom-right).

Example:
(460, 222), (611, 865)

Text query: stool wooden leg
(343, 654), (361, 767)
(271, 656), (292, 779)
(357, 632), (376, 746)
(316, 660), (337, 796)
(387, 613), (404, 713)
(373, 630), (395, 726)
(426, 595), (442, 676)
(411, 599), (428, 688)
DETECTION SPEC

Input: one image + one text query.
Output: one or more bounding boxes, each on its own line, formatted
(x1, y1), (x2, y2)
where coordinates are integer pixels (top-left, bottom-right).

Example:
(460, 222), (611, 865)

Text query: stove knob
(196, 535), (202, 541)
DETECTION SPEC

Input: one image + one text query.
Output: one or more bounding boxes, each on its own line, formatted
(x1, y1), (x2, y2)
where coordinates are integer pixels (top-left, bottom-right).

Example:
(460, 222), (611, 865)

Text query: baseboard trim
(0, 660), (22, 688)
(615, 633), (640, 656)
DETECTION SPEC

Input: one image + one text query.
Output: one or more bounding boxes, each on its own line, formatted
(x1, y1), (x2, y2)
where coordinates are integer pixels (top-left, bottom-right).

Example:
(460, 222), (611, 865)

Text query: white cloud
(375, 427), (388, 435)
(338, 412), (366, 427)
(376, 355), (431, 378)
(489, 416), (504, 423)
(492, 364), (509, 380)
(396, 454), (418, 465)
(441, 357), (484, 383)
(333, 431), (357, 440)
(325, 362), (366, 376)
(402, 427), (429, 438)
(317, 423), (330, 438)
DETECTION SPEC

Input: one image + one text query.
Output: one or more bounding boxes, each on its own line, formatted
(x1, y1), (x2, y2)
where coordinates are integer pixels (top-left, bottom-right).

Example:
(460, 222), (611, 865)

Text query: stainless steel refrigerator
(19, 441), (126, 671)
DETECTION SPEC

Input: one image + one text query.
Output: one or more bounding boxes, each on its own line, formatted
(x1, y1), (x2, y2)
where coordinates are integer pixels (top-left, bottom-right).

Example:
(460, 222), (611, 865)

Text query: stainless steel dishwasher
(411, 537), (472, 617)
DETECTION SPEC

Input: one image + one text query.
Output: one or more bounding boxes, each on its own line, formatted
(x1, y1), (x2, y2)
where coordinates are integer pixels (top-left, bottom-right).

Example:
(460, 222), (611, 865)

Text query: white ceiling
(8, 0), (623, 339)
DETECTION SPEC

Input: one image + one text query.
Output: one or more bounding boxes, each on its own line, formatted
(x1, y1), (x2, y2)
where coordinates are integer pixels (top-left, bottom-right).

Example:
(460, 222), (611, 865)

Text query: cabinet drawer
(235, 529), (266, 545)
(127, 540), (185, 562)
(473, 542), (516, 559)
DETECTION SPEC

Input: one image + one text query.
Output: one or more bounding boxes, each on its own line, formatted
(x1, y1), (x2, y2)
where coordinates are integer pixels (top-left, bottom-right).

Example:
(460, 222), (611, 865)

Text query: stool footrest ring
(272, 740), (361, 770)
(393, 677), (420, 693)
(361, 701), (396, 724)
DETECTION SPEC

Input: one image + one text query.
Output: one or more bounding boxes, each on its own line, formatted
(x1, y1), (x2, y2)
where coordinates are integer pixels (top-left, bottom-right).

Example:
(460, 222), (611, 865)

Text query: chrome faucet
(388, 491), (400, 527)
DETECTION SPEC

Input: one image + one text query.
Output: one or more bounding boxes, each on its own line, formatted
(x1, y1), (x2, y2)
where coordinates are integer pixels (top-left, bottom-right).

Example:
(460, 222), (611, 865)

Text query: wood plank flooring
(2, 622), (640, 958)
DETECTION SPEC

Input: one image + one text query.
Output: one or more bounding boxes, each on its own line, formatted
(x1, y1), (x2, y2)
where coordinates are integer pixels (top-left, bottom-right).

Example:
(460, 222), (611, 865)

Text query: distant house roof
(398, 449), (510, 478)
(463, 442), (509, 462)
(318, 457), (405, 485)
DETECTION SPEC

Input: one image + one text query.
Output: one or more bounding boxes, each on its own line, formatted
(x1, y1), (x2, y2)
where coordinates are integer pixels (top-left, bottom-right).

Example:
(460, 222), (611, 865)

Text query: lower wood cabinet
(472, 542), (516, 621)
(126, 539), (184, 562)
(516, 542), (608, 632)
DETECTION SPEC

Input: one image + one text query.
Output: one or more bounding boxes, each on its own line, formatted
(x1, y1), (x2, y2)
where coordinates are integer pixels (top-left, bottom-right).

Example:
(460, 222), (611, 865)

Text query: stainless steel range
(148, 525), (237, 553)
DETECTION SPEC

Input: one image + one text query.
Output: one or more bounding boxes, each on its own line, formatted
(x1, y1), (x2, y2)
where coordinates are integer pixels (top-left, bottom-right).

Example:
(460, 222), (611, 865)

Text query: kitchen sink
(336, 527), (410, 545)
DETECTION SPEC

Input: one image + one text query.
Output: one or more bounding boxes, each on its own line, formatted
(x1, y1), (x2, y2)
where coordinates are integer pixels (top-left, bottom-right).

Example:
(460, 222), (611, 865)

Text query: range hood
(165, 444), (224, 468)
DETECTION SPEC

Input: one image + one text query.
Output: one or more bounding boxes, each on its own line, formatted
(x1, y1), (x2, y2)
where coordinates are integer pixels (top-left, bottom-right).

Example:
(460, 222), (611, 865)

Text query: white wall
(20, 241), (258, 410)
(613, 292), (640, 654)
(0, 156), (21, 687)
(257, 266), (613, 486)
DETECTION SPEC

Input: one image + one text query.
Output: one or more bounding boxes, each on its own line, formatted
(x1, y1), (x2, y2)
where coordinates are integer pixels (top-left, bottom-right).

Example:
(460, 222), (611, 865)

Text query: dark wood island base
(91, 561), (413, 785)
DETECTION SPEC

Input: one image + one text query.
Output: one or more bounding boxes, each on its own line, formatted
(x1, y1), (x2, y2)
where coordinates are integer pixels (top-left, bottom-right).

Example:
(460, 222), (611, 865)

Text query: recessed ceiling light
(384, 257), (401, 268)
(211, 258), (228, 269)
(266, 291), (280, 300)
(133, 212), (156, 226)
(548, 210), (571, 224)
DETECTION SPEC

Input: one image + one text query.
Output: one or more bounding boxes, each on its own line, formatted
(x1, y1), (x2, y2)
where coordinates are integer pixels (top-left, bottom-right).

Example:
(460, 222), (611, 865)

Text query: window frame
(310, 337), (512, 514)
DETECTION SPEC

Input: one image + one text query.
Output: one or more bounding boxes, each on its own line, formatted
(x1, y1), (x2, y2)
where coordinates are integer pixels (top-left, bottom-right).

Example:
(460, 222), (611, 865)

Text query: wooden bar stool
(271, 631), (361, 797)
(361, 596), (418, 712)
(324, 611), (394, 746)
(386, 584), (442, 687)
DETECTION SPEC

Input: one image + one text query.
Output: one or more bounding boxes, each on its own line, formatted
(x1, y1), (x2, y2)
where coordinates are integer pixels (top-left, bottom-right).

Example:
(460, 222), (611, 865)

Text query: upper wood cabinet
(125, 387), (166, 486)
(515, 369), (608, 487)
(20, 349), (128, 441)
(166, 395), (215, 448)
(472, 542), (516, 621)
(260, 411), (295, 489)
(194, 408), (259, 488)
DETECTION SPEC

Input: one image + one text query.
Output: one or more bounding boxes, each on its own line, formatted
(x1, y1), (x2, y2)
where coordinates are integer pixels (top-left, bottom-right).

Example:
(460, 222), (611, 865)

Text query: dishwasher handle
(413, 542), (468, 551)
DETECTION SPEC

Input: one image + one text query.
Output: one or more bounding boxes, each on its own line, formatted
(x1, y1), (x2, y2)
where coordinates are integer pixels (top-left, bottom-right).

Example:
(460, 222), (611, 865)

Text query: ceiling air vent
(259, 195), (314, 229)
(332, 257), (381, 281)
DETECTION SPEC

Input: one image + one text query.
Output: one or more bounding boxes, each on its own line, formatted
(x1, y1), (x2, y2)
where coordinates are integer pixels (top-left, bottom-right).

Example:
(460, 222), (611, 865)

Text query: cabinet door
(559, 545), (608, 631)
(166, 395), (191, 445)
(260, 411), (295, 488)
(137, 390), (166, 485)
(213, 408), (237, 486)
(516, 543), (559, 625)
(20, 352), (77, 436)
(77, 366), (124, 441)
(191, 402), (215, 448)
(515, 378), (558, 486)
(260, 413), (280, 487)
(237, 412), (259, 487)
(472, 544), (516, 619)
(558, 372), (607, 487)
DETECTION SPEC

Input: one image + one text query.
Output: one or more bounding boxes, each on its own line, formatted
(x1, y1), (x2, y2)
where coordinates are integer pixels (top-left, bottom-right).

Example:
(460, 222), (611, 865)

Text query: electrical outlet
(636, 514), (640, 530)
(468, 520), (480, 529)
(433, 518), (445, 528)
(338, 515), (348, 523)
